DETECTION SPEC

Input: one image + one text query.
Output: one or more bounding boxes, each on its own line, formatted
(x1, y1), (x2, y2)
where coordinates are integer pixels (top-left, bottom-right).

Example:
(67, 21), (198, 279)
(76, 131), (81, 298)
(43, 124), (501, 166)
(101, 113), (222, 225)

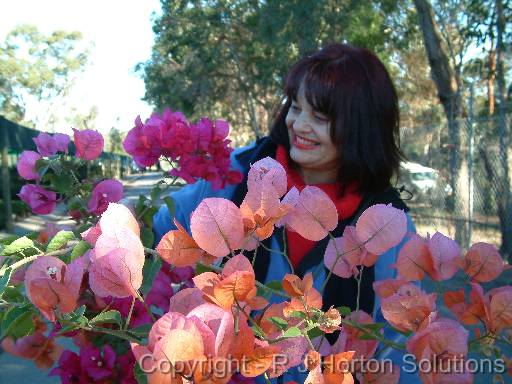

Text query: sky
(0, 0), (161, 134)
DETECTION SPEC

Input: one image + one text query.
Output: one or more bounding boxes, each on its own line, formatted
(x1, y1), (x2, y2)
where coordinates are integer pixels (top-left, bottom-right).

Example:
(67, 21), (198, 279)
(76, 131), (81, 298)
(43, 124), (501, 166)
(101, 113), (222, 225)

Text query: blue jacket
(153, 137), (420, 383)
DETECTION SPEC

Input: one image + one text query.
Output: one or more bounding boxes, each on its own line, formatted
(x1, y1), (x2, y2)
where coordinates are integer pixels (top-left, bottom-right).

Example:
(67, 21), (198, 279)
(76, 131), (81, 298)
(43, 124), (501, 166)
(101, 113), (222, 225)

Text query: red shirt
(275, 145), (363, 268)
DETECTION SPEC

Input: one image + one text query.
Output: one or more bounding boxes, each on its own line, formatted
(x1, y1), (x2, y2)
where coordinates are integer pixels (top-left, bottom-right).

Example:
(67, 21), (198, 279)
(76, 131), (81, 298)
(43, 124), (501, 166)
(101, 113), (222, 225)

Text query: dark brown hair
(270, 43), (402, 194)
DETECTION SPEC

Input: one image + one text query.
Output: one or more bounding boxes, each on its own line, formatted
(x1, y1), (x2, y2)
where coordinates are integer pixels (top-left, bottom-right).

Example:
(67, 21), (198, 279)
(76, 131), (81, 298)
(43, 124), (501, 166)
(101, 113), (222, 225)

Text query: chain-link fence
(399, 109), (511, 259)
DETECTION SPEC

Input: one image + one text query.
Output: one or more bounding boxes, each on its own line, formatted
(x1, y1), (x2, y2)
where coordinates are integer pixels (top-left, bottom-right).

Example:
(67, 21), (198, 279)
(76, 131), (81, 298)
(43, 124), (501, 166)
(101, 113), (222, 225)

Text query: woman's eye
(315, 115), (329, 122)
(291, 105), (301, 112)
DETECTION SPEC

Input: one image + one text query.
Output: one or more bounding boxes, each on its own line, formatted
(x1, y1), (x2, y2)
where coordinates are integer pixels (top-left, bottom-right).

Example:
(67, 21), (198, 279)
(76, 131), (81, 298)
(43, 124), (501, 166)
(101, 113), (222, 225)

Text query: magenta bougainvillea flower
(87, 179), (124, 215)
(33, 132), (58, 156)
(80, 345), (116, 381)
(18, 184), (58, 215)
(53, 133), (70, 154)
(108, 296), (152, 328)
(17, 150), (42, 180)
(122, 116), (161, 167)
(123, 109), (243, 190)
(49, 350), (85, 384)
(145, 270), (175, 313)
(73, 128), (104, 160)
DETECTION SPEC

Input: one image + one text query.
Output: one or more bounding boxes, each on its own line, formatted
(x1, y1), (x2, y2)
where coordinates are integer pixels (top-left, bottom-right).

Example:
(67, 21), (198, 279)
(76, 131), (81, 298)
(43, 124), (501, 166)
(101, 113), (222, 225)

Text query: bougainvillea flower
(318, 307), (342, 334)
(53, 133), (70, 154)
(18, 184), (57, 215)
(304, 351), (355, 384)
(145, 270), (175, 313)
(109, 296), (152, 328)
(395, 232), (460, 281)
(458, 242), (506, 283)
(73, 128), (104, 160)
(355, 203), (407, 255)
(332, 311), (379, 362)
(445, 283), (512, 333)
(324, 225), (380, 279)
(82, 203), (140, 246)
(88, 228), (145, 298)
(24, 255), (85, 321)
(282, 273), (314, 297)
(324, 204), (407, 278)
(193, 254), (257, 310)
(168, 287), (206, 315)
(131, 311), (210, 382)
(376, 281), (437, 332)
(187, 303), (235, 358)
(283, 286), (322, 318)
(1, 331), (63, 369)
(17, 150), (42, 180)
(87, 179), (124, 215)
(282, 186), (338, 241)
(88, 204), (144, 298)
(157, 219), (216, 267)
(240, 184), (289, 243)
(191, 197), (245, 257)
(49, 350), (87, 383)
(33, 132), (58, 156)
(80, 345), (116, 381)
(266, 336), (309, 378)
(406, 318), (469, 383)
(123, 116), (161, 167)
(247, 157), (288, 199)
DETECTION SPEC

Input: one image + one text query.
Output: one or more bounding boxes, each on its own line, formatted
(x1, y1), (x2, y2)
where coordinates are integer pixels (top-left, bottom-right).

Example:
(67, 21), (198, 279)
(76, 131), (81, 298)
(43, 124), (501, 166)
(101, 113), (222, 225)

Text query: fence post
(467, 84), (475, 246)
(1, 122), (13, 233)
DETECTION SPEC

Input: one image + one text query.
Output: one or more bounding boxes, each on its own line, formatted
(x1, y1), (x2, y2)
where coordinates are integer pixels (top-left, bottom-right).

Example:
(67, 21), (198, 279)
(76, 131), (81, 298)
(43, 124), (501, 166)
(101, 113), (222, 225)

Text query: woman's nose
(292, 113), (312, 133)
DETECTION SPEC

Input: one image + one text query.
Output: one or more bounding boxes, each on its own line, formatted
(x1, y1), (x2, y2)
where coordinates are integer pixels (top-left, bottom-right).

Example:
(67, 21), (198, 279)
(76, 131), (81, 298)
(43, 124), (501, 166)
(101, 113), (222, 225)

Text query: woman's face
(285, 82), (339, 184)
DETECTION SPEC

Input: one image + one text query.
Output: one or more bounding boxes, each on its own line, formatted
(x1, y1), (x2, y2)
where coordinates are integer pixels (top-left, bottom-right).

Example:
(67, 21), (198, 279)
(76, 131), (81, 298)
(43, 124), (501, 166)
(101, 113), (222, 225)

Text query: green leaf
(70, 240), (92, 262)
(336, 306), (352, 316)
(307, 326), (324, 339)
(131, 323), (152, 338)
(51, 173), (73, 194)
(134, 362), (149, 384)
(150, 180), (166, 202)
(1, 286), (25, 303)
(140, 227), (155, 248)
(288, 310), (307, 319)
(142, 206), (158, 228)
(268, 316), (288, 330)
(361, 322), (386, 332)
(72, 305), (87, 318)
(265, 280), (283, 291)
(195, 263), (215, 275)
(358, 332), (378, 341)
(141, 255), (162, 295)
(0, 268), (13, 296)
(282, 326), (302, 338)
(1, 305), (35, 339)
(1, 236), (34, 256)
(135, 195), (148, 217)
(163, 196), (175, 219)
(251, 325), (265, 339)
(47, 230), (76, 253)
(35, 158), (50, 179)
(90, 310), (122, 327)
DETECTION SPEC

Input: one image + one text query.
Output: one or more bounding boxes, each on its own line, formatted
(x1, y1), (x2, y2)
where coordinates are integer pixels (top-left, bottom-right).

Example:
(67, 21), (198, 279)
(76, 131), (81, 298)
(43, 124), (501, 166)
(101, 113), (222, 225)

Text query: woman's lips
(292, 134), (320, 150)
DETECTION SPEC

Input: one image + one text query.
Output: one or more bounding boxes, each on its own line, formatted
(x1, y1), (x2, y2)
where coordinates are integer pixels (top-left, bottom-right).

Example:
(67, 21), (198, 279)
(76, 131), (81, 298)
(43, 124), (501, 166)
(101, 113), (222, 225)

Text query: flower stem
(124, 296), (136, 330)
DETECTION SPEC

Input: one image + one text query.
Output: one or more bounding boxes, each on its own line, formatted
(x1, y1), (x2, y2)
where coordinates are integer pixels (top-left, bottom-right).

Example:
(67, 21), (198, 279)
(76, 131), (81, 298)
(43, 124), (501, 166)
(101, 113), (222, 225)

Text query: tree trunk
(495, 0), (512, 258)
(413, 0), (465, 244)
(1, 123), (13, 233)
(488, 49), (496, 115)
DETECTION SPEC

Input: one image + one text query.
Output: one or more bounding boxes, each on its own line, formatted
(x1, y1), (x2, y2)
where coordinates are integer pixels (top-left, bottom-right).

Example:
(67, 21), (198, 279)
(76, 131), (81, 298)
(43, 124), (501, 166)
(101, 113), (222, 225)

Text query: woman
(153, 43), (417, 383)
